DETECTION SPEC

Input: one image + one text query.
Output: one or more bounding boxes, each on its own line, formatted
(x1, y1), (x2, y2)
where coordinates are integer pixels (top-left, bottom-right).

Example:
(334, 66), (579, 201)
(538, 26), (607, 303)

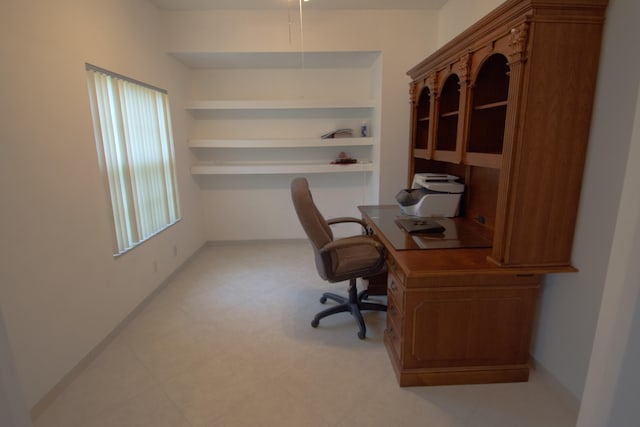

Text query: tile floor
(34, 240), (578, 427)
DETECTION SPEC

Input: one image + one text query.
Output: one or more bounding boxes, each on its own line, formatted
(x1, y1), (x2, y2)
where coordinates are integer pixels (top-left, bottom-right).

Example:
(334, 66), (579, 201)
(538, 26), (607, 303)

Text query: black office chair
(290, 177), (387, 339)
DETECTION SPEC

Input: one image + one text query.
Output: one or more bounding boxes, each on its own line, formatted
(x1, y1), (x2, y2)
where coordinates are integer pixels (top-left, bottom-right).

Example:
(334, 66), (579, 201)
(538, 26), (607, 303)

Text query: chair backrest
(291, 177), (334, 248)
(290, 177), (334, 279)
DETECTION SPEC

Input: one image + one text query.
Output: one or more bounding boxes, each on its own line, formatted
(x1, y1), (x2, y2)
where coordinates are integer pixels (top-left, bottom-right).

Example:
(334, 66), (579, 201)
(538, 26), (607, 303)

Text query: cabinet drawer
(387, 270), (404, 311)
(386, 297), (403, 333)
(386, 304), (403, 358)
(386, 267), (405, 359)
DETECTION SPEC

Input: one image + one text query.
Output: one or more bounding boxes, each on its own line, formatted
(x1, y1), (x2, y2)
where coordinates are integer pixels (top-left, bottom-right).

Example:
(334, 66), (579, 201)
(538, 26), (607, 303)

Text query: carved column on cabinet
(492, 19), (530, 265)
(425, 74), (438, 165)
(408, 80), (424, 181)
(409, 81), (420, 106)
(457, 52), (473, 163)
(408, 81), (422, 145)
(425, 74), (438, 100)
(455, 54), (471, 164)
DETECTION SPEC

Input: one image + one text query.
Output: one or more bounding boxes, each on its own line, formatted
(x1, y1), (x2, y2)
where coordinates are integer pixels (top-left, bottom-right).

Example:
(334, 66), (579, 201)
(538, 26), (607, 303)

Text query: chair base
(310, 278), (387, 339)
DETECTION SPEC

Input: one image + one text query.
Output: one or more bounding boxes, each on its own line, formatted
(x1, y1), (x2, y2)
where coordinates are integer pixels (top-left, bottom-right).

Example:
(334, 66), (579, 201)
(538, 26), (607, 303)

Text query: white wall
(0, 308), (32, 427)
(0, 0), (203, 408)
(534, 0), (640, 401)
(436, 0), (505, 46)
(577, 53), (640, 426)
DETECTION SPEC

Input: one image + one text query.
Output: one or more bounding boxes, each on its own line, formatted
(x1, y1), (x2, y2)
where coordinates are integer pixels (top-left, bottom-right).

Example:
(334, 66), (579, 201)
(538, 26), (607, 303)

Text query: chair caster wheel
(311, 319), (319, 328)
(319, 296), (327, 304)
(358, 330), (366, 339)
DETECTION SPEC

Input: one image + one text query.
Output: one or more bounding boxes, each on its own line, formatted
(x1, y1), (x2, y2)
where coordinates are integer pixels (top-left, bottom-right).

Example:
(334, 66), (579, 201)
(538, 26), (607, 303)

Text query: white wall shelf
(188, 137), (374, 149)
(186, 99), (375, 111)
(190, 161), (374, 175)
(185, 98), (376, 176)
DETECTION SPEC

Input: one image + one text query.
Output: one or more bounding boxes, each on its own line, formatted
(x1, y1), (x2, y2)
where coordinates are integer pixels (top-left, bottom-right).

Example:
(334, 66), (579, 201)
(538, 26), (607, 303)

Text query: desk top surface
(358, 205), (492, 251)
(358, 205), (574, 278)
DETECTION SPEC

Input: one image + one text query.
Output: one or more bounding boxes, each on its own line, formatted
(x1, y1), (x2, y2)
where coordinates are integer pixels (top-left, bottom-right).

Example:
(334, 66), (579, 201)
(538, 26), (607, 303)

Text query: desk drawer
(387, 295), (403, 331)
(387, 270), (404, 311)
(386, 297), (403, 358)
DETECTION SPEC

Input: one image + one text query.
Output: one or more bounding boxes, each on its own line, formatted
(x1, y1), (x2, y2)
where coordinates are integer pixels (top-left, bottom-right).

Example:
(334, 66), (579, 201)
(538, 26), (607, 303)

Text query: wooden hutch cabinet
(376, 0), (609, 386)
(408, 0), (609, 268)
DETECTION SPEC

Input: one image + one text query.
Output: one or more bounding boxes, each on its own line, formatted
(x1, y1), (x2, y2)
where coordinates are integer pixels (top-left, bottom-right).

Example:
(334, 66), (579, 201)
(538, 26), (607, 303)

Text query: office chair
(290, 177), (387, 339)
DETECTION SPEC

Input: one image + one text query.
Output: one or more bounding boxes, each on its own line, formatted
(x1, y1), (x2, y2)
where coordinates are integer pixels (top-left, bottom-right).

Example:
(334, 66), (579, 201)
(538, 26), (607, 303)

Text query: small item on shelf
(332, 151), (358, 164)
(321, 128), (353, 139)
(360, 121), (368, 137)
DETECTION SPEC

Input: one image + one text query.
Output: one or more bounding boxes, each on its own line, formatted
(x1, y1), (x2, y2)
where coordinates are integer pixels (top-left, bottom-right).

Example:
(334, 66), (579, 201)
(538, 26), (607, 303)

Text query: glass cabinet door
(466, 54), (510, 168)
(436, 74), (461, 153)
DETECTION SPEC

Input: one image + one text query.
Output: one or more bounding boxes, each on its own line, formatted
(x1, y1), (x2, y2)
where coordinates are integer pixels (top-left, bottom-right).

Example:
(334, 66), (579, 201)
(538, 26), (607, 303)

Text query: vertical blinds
(86, 65), (181, 255)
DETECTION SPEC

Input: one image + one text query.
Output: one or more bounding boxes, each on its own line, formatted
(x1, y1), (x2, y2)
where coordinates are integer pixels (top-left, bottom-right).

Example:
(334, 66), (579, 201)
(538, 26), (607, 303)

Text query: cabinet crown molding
(407, 0), (608, 81)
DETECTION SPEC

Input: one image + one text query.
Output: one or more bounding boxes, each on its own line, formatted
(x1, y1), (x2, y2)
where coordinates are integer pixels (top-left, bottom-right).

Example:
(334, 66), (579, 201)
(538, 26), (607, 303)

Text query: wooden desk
(359, 206), (569, 387)
(381, 0), (606, 387)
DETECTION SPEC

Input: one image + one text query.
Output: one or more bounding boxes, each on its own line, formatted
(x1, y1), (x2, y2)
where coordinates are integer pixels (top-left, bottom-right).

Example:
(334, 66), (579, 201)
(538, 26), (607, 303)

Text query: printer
(395, 173), (464, 217)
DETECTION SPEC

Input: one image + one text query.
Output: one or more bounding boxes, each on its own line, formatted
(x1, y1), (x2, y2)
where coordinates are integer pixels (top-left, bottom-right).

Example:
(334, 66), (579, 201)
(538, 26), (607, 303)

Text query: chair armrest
(327, 216), (367, 228)
(327, 216), (371, 235)
(320, 236), (384, 254)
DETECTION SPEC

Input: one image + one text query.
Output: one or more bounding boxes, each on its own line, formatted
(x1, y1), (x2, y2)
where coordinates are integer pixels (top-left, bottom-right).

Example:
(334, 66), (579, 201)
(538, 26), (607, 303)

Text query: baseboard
(30, 243), (207, 422)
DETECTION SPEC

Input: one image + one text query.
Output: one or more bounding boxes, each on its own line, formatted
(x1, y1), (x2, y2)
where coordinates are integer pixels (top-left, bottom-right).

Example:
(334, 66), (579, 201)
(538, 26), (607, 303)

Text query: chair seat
(331, 237), (384, 279)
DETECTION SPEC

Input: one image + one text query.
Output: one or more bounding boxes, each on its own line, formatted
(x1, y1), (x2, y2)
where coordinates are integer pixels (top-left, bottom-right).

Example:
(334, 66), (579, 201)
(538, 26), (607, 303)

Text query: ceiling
(149, 0), (448, 11)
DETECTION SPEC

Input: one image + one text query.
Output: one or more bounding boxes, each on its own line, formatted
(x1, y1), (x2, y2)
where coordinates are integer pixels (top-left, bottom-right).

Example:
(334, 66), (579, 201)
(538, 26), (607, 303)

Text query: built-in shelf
(190, 161), (374, 175)
(188, 137), (374, 149)
(186, 99), (375, 111)
(463, 152), (502, 169)
(180, 51), (379, 181)
(474, 100), (508, 110)
(413, 148), (429, 159)
(440, 111), (460, 118)
(186, 99), (376, 177)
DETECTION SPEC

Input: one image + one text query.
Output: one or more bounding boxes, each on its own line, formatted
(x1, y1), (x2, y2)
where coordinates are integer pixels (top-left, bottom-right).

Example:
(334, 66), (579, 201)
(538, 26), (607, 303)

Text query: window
(86, 64), (181, 255)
